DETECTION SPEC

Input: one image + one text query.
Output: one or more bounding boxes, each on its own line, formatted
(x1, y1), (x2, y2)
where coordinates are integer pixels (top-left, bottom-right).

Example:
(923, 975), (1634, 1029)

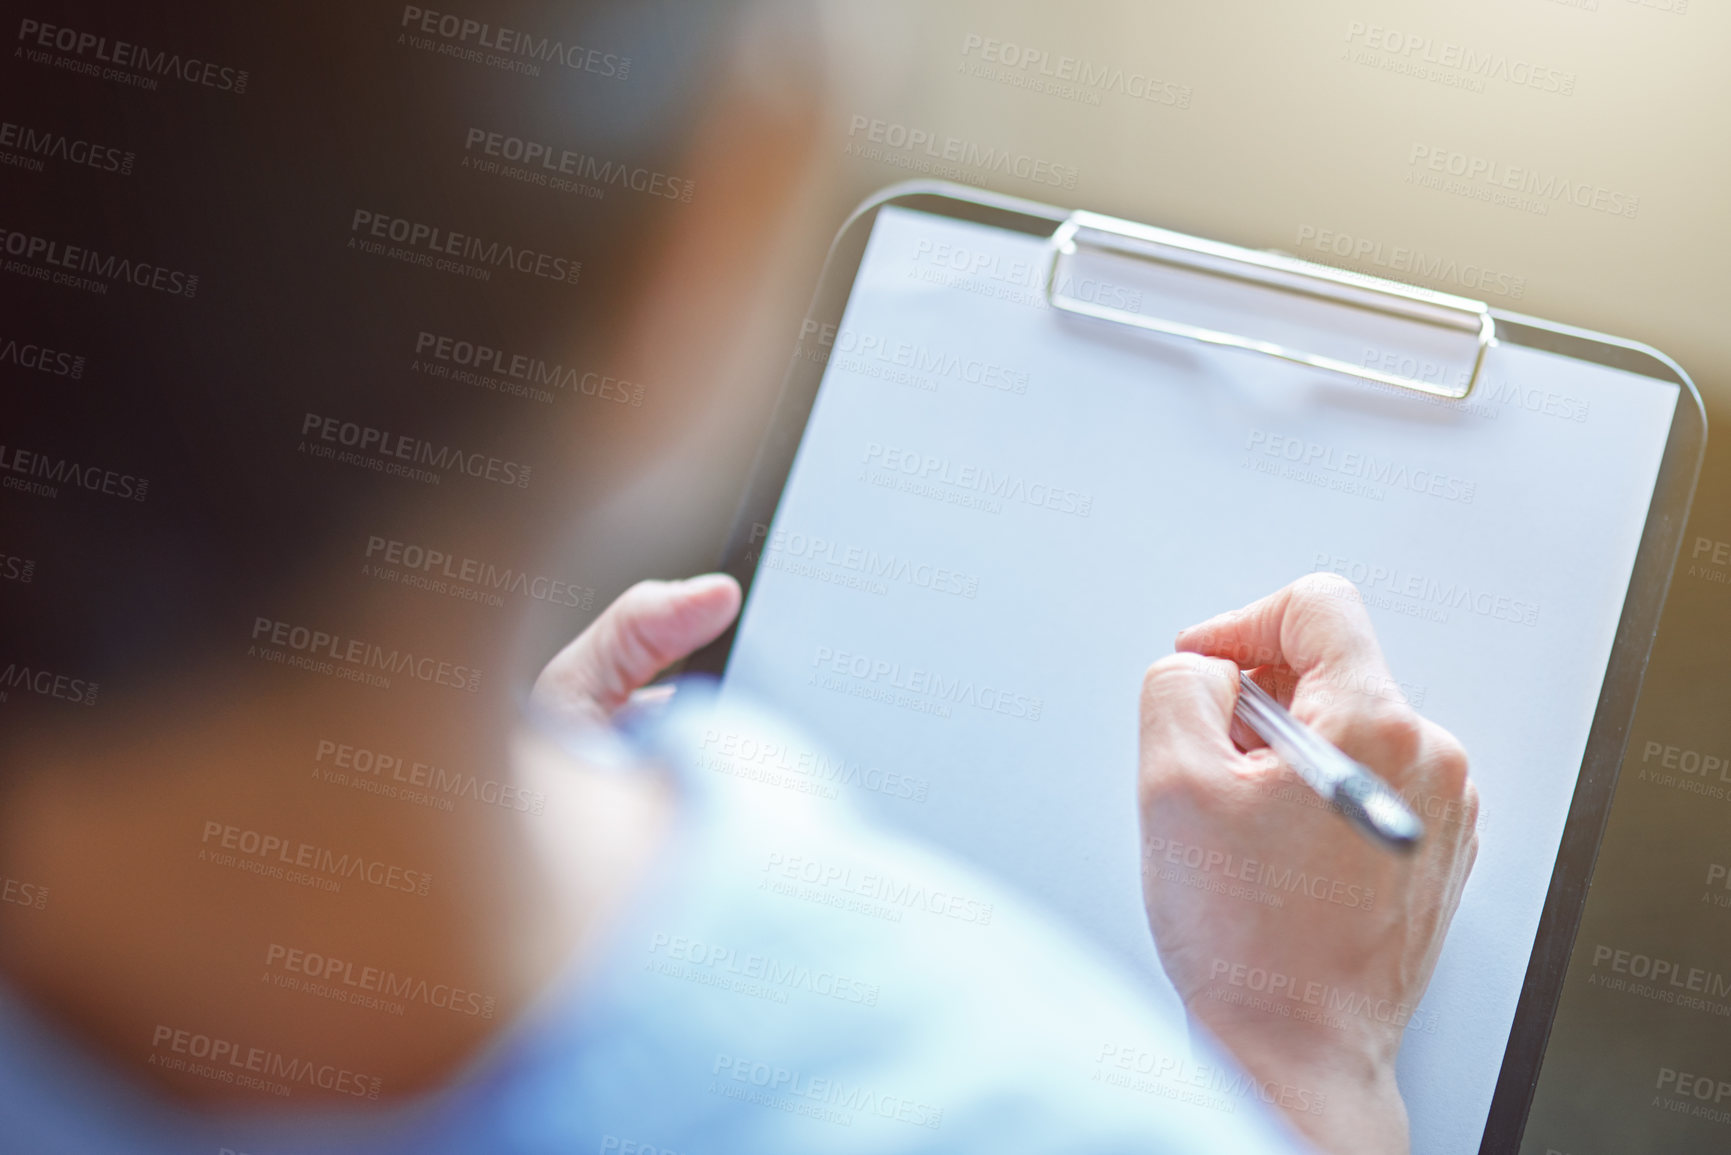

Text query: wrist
(1193, 1014), (1409, 1155)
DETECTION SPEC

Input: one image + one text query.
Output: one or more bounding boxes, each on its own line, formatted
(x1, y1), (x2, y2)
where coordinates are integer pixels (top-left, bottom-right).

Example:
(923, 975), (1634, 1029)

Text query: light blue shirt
(0, 691), (1307, 1154)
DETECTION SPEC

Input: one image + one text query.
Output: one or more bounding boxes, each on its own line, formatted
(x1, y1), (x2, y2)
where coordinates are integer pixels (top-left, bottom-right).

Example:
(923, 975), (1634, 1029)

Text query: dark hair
(4, 1), (750, 708)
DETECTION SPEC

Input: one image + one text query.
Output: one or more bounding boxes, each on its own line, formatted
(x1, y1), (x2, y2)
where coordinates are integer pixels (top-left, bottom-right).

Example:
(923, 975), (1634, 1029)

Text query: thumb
(533, 574), (741, 723)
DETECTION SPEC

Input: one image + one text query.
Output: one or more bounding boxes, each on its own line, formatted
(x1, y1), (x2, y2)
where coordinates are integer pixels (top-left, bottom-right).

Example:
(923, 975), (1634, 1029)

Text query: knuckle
(1439, 747), (1471, 794)
(1371, 705), (1425, 765)
(1460, 778), (1482, 833)
(1350, 699), (1419, 761)
(1417, 724), (1477, 833)
(1320, 698), (1424, 766)
(1426, 726), (1472, 791)
(1293, 570), (1363, 610)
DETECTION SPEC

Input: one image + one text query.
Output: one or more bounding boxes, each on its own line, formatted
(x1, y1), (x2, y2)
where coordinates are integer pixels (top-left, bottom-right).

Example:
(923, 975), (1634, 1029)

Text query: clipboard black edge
(684, 181), (1710, 1154)
(1476, 318), (1705, 1154)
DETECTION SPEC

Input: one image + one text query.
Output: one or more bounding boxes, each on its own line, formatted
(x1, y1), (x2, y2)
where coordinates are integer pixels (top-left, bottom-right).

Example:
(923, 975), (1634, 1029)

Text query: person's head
(5, 0), (825, 754)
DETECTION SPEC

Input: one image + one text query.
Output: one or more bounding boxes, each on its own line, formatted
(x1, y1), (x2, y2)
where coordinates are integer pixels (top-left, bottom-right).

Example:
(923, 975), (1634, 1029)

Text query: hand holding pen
(1135, 573), (1480, 1155)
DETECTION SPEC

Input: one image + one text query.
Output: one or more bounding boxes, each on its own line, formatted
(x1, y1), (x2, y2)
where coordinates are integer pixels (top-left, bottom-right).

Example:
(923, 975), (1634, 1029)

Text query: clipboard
(687, 182), (1705, 1154)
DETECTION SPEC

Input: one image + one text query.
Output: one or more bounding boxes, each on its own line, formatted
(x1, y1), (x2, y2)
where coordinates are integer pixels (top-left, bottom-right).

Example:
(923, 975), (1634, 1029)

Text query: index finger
(1174, 573), (1394, 699)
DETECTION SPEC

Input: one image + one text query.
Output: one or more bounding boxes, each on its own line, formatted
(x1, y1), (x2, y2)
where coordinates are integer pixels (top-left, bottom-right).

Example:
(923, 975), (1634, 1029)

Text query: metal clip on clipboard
(1044, 211), (1496, 401)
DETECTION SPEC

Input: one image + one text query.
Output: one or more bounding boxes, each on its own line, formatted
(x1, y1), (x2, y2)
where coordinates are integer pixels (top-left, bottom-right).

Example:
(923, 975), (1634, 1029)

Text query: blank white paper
(721, 205), (1680, 1155)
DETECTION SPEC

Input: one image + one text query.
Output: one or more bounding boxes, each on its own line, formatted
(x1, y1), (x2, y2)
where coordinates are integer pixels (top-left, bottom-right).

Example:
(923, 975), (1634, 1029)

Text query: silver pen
(1234, 671), (1425, 854)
